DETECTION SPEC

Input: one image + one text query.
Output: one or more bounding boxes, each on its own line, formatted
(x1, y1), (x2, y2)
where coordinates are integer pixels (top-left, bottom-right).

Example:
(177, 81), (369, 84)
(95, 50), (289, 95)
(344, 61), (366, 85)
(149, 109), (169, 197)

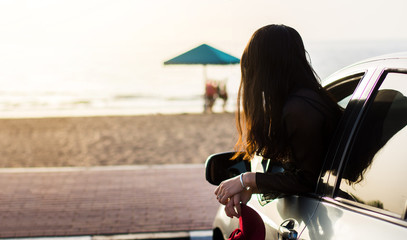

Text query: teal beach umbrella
(164, 43), (240, 81)
(164, 44), (240, 65)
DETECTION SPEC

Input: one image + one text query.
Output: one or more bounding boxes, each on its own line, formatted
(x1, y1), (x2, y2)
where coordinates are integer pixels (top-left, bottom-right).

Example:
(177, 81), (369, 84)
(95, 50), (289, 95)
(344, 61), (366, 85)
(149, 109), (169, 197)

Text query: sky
(0, 0), (406, 96)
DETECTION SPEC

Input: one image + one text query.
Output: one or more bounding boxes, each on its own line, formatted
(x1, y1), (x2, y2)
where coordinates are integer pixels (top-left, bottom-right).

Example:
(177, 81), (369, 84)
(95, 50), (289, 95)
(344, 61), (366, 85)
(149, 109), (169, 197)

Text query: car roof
(323, 52), (407, 85)
(352, 51), (407, 64)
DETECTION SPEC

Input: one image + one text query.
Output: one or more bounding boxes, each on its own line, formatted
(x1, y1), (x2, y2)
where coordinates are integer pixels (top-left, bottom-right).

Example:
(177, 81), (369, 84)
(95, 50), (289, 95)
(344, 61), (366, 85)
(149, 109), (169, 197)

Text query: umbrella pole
(203, 65), (208, 113)
(203, 64), (207, 82)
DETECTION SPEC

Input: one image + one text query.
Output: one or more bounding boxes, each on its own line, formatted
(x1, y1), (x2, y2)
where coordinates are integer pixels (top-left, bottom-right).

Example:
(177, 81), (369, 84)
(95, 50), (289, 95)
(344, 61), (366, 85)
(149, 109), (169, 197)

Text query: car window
(325, 73), (364, 108)
(338, 72), (407, 219)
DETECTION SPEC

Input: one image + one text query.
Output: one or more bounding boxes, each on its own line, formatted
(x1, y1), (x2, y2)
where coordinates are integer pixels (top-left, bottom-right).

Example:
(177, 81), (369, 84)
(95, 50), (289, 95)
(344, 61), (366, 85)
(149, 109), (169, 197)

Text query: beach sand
(0, 113), (237, 168)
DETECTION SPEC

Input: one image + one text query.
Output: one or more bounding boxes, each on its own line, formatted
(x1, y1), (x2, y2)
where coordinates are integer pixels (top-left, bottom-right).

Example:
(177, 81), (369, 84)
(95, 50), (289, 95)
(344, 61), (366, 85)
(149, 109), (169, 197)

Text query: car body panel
(252, 196), (320, 240)
(308, 198), (407, 239)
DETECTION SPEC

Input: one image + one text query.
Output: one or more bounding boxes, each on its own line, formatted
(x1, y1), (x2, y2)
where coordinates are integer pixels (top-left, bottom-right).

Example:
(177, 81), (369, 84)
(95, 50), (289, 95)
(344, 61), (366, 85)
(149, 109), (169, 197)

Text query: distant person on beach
(214, 24), (342, 218)
(204, 80), (217, 113)
(217, 82), (228, 112)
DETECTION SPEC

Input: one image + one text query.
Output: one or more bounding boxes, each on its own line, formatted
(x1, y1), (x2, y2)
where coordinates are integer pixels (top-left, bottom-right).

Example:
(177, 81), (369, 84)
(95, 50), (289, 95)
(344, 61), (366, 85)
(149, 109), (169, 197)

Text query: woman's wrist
(240, 173), (249, 190)
(241, 172), (256, 190)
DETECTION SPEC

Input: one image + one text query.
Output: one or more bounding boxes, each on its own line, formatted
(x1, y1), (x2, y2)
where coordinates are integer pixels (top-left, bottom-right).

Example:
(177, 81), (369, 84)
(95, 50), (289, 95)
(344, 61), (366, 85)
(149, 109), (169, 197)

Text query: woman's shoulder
(283, 88), (327, 119)
(283, 97), (316, 120)
(284, 88), (342, 124)
(290, 88), (323, 102)
(290, 87), (334, 108)
(284, 88), (321, 108)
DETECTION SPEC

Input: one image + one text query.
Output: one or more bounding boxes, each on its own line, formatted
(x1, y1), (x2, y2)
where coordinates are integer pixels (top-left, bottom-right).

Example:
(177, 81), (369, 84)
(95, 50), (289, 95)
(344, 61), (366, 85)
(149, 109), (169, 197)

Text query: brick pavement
(0, 165), (219, 238)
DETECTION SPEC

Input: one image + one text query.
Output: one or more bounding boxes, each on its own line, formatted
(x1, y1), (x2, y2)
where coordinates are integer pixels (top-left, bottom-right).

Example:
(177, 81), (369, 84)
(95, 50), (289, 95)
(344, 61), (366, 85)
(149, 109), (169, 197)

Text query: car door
(246, 72), (365, 240)
(307, 70), (407, 239)
(247, 155), (321, 240)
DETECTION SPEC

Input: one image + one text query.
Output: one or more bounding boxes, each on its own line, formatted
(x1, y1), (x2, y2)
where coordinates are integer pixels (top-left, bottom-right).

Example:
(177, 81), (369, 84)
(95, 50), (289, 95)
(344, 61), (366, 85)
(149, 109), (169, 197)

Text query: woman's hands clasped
(214, 173), (255, 218)
(214, 175), (243, 204)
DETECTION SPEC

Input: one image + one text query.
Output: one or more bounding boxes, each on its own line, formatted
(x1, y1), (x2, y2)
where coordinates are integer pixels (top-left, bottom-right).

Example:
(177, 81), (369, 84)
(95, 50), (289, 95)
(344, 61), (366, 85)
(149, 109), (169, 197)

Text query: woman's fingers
(234, 196), (242, 217)
(214, 185), (220, 195)
(215, 187), (226, 204)
(215, 184), (229, 204)
(219, 195), (226, 204)
(215, 185), (226, 204)
(224, 201), (233, 218)
(225, 197), (239, 218)
(214, 176), (243, 202)
(218, 194), (231, 205)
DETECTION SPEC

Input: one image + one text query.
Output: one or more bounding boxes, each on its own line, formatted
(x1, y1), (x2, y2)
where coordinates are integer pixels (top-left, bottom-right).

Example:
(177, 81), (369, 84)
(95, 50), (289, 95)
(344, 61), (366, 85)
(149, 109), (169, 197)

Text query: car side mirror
(205, 151), (251, 186)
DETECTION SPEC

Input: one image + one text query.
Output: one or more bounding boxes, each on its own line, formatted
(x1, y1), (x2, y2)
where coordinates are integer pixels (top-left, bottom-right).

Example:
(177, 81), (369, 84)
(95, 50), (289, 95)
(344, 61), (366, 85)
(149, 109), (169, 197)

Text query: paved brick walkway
(0, 165), (219, 238)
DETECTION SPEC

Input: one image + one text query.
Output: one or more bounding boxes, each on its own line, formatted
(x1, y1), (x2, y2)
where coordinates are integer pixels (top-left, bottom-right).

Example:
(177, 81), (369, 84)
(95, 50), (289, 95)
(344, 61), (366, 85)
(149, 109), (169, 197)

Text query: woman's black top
(256, 88), (342, 194)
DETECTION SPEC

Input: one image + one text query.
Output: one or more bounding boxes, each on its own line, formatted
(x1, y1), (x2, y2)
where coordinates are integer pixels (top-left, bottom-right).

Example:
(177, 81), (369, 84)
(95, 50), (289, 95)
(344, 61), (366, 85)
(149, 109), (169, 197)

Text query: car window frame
(316, 70), (370, 196)
(325, 68), (407, 227)
(319, 67), (381, 195)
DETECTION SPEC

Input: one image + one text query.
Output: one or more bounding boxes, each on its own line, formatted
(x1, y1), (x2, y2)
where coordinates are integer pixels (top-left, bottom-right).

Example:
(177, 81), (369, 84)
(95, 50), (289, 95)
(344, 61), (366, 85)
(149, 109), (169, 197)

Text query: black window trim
(317, 71), (368, 196)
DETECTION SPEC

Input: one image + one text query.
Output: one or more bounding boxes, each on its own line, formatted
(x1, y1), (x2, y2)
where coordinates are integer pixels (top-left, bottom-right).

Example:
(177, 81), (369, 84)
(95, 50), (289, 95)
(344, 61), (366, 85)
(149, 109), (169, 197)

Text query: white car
(206, 52), (407, 239)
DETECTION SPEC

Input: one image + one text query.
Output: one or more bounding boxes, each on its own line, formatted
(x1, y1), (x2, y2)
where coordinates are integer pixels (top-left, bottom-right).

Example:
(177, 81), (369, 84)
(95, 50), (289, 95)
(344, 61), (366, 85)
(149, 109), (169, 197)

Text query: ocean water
(0, 40), (406, 118)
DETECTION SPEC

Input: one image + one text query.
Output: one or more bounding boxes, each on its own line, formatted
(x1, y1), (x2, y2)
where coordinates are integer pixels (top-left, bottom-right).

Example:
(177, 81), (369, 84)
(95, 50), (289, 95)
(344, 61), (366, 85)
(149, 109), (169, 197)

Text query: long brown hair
(234, 24), (337, 161)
